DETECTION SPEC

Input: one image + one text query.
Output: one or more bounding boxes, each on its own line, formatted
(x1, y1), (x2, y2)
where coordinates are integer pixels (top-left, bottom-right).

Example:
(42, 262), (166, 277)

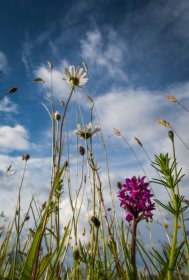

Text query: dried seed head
(134, 137), (143, 147)
(29, 228), (35, 237)
(113, 128), (121, 136)
(73, 245), (80, 261)
(82, 228), (86, 236)
(168, 130), (174, 141)
(64, 160), (69, 167)
(90, 216), (101, 228)
(165, 95), (177, 103)
(8, 87), (18, 94)
(22, 154), (30, 161)
(79, 146), (85, 156)
(163, 223), (169, 229)
(156, 119), (170, 128)
(24, 215), (30, 222)
(117, 181), (122, 190)
(54, 111), (61, 121)
(60, 99), (65, 107)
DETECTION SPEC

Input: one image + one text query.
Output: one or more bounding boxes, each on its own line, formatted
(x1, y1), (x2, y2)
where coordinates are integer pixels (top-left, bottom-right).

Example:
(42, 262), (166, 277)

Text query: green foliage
(152, 153), (184, 190)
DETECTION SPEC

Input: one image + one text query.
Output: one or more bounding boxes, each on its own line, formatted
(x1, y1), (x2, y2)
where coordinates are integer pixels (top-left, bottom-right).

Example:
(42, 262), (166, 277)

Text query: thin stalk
(169, 131), (189, 277)
(12, 160), (27, 280)
(57, 85), (75, 169)
(131, 220), (138, 280)
(168, 210), (178, 280)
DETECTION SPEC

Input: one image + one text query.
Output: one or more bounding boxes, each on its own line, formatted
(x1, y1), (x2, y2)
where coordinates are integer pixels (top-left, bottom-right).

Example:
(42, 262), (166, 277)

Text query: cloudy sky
(0, 0), (189, 244)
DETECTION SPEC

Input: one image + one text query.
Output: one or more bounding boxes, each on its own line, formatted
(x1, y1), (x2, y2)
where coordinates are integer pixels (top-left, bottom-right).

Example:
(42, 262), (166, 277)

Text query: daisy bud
(54, 111), (61, 121)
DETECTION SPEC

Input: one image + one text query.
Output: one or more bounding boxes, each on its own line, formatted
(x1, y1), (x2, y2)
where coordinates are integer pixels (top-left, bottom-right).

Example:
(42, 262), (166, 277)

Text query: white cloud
(0, 155), (51, 219)
(81, 29), (127, 80)
(0, 97), (18, 113)
(94, 83), (189, 199)
(0, 125), (30, 152)
(34, 60), (71, 99)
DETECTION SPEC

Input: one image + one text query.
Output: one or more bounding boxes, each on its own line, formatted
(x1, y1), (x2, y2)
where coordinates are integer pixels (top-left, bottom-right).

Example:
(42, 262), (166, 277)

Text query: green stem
(131, 220), (138, 280)
(169, 131), (189, 277)
(168, 213), (178, 280)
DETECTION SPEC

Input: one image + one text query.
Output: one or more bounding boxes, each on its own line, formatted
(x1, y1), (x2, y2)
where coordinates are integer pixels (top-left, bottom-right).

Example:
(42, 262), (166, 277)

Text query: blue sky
(0, 0), (189, 244)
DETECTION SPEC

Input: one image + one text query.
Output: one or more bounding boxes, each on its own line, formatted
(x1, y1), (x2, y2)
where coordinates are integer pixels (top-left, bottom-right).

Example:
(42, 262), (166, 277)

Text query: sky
(0, 0), (189, 246)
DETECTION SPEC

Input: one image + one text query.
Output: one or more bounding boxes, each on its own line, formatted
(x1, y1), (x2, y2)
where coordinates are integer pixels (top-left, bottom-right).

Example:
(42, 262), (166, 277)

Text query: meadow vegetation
(0, 63), (188, 280)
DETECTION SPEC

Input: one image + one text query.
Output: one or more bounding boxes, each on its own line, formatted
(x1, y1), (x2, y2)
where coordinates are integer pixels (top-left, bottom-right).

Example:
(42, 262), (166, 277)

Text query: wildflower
(75, 122), (101, 139)
(113, 128), (121, 136)
(156, 119), (170, 127)
(54, 111), (61, 121)
(165, 95), (177, 103)
(63, 65), (88, 87)
(118, 176), (155, 222)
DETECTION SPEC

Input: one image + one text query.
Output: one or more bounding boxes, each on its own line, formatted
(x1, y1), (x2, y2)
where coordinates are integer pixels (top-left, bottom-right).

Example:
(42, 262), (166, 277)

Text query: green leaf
(19, 207), (49, 280)
(48, 221), (70, 278)
(19, 164), (67, 280)
(33, 77), (45, 83)
(36, 252), (54, 280)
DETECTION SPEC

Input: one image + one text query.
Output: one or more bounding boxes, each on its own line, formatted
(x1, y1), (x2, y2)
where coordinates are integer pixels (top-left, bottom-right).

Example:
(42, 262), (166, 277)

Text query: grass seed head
(165, 95), (177, 103)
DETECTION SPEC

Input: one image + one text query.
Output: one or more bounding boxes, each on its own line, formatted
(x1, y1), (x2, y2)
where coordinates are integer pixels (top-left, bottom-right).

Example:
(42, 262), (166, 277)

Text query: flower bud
(117, 181), (122, 190)
(90, 216), (101, 228)
(73, 245), (80, 261)
(54, 111), (61, 121)
(79, 146), (85, 156)
(22, 154), (30, 161)
(168, 130), (174, 141)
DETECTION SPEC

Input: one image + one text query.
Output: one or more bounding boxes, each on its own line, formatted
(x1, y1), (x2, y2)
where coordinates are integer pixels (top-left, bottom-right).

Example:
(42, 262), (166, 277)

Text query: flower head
(75, 122), (101, 139)
(118, 176), (155, 222)
(63, 65), (88, 87)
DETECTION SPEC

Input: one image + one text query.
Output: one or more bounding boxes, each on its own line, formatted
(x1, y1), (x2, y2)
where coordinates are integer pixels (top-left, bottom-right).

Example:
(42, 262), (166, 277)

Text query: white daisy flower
(75, 122), (101, 139)
(63, 65), (88, 87)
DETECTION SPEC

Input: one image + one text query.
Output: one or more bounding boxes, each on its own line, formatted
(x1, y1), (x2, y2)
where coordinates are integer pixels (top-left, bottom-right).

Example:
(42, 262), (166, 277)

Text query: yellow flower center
(70, 77), (79, 86)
